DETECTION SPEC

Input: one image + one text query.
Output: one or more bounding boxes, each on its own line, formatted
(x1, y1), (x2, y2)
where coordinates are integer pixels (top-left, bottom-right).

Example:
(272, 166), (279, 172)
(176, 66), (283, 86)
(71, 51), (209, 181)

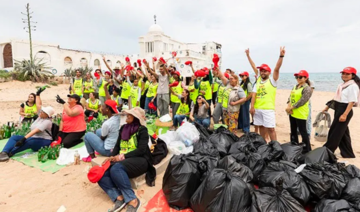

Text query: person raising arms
(249, 47), (286, 142)
(238, 71), (253, 133)
(83, 72), (95, 100)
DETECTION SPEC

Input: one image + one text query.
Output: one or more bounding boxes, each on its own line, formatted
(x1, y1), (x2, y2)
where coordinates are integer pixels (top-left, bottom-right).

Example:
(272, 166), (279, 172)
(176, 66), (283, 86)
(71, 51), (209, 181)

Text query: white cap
(41, 106), (55, 117)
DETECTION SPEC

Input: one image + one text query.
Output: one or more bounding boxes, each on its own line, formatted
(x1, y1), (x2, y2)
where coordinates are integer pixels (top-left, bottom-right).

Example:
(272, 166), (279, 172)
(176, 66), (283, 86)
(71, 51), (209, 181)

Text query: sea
(250, 72), (341, 92)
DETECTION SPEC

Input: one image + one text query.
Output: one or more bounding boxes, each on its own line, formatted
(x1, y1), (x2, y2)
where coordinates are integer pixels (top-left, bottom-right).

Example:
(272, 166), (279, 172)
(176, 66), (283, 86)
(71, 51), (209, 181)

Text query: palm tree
(14, 57), (53, 82)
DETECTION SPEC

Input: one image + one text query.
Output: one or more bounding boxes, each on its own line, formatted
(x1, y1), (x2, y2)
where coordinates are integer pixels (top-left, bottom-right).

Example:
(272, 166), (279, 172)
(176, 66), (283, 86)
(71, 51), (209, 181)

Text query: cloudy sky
(1, 0), (359, 73)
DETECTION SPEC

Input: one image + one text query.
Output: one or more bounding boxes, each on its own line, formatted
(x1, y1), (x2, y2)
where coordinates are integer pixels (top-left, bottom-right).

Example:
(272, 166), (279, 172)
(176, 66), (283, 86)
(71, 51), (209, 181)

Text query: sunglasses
(197, 97), (202, 100)
(295, 76), (305, 79)
(341, 72), (351, 76)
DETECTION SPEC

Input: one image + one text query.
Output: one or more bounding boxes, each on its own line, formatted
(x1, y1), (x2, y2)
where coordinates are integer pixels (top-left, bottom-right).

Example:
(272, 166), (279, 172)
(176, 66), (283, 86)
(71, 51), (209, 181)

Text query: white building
(0, 23), (222, 78)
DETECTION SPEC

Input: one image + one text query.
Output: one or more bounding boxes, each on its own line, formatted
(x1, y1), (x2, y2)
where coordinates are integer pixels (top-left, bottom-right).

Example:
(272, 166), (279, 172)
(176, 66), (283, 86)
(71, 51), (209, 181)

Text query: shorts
(253, 109), (276, 128)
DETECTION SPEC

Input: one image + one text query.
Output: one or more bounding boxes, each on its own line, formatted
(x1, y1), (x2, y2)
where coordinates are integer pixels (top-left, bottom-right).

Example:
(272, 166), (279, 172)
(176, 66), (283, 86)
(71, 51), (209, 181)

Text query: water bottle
(74, 150), (80, 165)
(184, 139), (193, 147)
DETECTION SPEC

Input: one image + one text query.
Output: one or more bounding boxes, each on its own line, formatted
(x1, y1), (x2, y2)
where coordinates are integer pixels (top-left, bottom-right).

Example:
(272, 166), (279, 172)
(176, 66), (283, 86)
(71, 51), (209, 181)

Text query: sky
(1, 0), (359, 73)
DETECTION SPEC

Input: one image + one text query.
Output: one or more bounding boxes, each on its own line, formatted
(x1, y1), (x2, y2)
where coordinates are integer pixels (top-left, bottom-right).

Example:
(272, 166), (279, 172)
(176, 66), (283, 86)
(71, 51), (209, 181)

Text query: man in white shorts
(250, 47), (286, 141)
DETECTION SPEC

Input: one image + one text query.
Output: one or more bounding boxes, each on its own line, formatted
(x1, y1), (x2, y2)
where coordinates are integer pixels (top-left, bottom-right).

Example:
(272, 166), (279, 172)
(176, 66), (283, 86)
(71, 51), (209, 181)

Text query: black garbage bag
(190, 168), (252, 212)
(301, 147), (337, 164)
(218, 155), (253, 183)
(194, 122), (212, 138)
(228, 140), (257, 154)
(312, 199), (355, 212)
(281, 142), (303, 163)
(299, 163), (346, 200)
(257, 141), (284, 162)
(209, 127), (238, 157)
(339, 164), (360, 181)
(196, 150), (220, 181)
(162, 154), (202, 210)
(193, 135), (216, 153)
(341, 178), (360, 210)
(238, 132), (266, 149)
(258, 161), (310, 205)
(252, 179), (306, 212)
(245, 150), (266, 182)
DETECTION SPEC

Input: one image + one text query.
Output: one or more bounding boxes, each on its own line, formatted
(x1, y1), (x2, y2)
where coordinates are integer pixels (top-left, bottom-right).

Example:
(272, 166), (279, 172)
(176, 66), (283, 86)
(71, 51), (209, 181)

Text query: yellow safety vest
(254, 78), (277, 110)
(98, 79), (107, 97)
(142, 81), (150, 95)
(200, 81), (212, 100)
(290, 85), (309, 120)
(222, 88), (232, 109)
(129, 86), (140, 108)
(170, 76), (175, 84)
(24, 103), (37, 118)
(83, 79), (94, 94)
(241, 82), (253, 97)
(146, 82), (158, 98)
(73, 78), (83, 96)
(120, 133), (138, 154)
(121, 81), (131, 99)
(217, 84), (226, 104)
(188, 84), (198, 104)
(111, 95), (120, 106)
(176, 102), (190, 116)
(170, 82), (183, 103)
(213, 80), (220, 93)
(88, 99), (100, 110)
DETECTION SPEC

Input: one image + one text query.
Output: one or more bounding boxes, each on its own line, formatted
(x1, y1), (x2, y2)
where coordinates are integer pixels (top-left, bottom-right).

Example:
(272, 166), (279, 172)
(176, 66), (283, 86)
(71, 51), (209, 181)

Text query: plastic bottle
(74, 150), (80, 165)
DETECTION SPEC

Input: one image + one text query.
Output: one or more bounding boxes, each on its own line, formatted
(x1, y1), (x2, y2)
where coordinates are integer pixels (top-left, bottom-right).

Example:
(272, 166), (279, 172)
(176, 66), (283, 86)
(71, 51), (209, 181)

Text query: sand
(0, 80), (360, 212)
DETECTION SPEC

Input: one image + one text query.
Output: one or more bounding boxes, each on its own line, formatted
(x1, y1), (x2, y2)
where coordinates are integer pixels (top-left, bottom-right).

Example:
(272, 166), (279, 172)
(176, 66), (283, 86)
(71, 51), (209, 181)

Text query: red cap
(257, 64), (271, 73)
(137, 59), (142, 67)
(172, 51), (177, 57)
(94, 72), (100, 79)
(294, 70), (309, 78)
(185, 61), (192, 65)
(194, 70), (207, 78)
(172, 71), (181, 77)
(239, 71), (249, 77)
(148, 102), (157, 111)
(341, 67), (357, 75)
(87, 160), (111, 183)
(125, 57), (130, 62)
(224, 73), (230, 79)
(105, 71), (111, 76)
(213, 53), (219, 58)
(159, 57), (166, 64)
(152, 57), (157, 62)
(125, 65), (133, 71)
(104, 100), (119, 114)
(142, 59), (147, 64)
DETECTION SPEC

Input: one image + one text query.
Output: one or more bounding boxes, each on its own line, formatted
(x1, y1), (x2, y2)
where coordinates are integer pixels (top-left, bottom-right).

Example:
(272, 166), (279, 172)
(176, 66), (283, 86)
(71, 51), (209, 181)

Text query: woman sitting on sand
(190, 95), (211, 128)
(323, 67), (360, 158)
(85, 92), (101, 119)
(55, 94), (86, 148)
(172, 89), (191, 129)
(82, 99), (120, 162)
(0, 88), (54, 162)
(19, 92), (40, 123)
(97, 107), (154, 212)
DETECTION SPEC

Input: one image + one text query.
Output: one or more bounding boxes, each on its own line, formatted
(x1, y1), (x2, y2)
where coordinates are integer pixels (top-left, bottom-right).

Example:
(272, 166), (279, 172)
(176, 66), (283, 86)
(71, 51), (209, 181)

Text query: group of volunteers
(1, 47), (360, 212)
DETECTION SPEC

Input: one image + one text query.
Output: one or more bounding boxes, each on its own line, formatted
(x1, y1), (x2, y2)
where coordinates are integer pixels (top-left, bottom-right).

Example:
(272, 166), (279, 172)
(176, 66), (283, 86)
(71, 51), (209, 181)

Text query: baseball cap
(105, 100), (119, 114)
(41, 106), (55, 117)
(239, 71), (249, 77)
(172, 71), (181, 77)
(224, 73), (230, 79)
(87, 160), (111, 183)
(67, 94), (81, 102)
(341, 67), (357, 75)
(257, 64), (272, 73)
(294, 70), (309, 78)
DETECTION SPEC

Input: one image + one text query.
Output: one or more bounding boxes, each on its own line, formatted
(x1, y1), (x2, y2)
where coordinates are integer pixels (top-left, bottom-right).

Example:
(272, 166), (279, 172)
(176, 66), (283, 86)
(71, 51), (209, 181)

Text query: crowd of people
(0, 48), (360, 212)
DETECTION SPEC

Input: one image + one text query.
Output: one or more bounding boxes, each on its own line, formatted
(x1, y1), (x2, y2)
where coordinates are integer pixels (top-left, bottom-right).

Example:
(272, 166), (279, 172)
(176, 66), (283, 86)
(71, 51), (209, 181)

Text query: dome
(148, 24), (163, 34)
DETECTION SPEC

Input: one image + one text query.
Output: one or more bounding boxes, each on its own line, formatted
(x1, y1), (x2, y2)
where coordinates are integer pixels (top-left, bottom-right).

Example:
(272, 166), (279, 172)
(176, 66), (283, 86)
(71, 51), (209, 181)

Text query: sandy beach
(0, 80), (360, 212)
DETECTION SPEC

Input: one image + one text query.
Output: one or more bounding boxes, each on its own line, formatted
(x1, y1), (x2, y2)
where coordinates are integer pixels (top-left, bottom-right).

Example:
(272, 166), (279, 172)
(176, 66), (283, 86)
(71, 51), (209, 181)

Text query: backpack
(45, 123), (60, 141)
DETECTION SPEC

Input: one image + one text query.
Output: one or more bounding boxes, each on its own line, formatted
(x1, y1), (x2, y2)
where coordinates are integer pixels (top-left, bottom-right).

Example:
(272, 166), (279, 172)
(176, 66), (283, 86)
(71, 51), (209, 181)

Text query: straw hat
(123, 107), (146, 126)
(41, 106), (55, 117)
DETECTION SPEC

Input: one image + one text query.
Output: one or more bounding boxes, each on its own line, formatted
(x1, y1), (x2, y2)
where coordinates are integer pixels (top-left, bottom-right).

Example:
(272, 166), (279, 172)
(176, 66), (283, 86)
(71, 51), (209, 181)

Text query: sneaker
(126, 198), (141, 212)
(109, 199), (126, 212)
(82, 155), (93, 162)
(95, 151), (100, 155)
(0, 152), (9, 162)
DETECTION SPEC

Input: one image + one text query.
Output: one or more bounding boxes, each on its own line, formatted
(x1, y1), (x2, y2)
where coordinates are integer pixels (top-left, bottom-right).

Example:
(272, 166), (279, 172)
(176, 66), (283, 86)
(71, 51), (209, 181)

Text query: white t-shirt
(340, 84), (359, 103)
(252, 77), (277, 92)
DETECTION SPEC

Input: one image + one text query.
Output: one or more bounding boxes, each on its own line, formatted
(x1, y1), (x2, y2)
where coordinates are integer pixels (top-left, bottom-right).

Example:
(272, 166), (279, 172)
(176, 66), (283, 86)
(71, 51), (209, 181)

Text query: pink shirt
(62, 105), (86, 133)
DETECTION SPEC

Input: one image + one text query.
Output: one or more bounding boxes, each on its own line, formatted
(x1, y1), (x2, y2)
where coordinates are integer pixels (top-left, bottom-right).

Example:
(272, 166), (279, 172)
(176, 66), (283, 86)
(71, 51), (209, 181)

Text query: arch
(64, 56), (73, 68)
(3, 43), (13, 68)
(80, 58), (88, 67)
(94, 59), (100, 66)
(35, 50), (51, 65)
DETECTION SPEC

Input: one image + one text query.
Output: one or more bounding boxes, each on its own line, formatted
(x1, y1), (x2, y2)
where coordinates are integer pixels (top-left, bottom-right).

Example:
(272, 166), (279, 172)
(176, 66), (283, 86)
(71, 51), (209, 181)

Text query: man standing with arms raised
(149, 61), (170, 117)
(249, 47), (285, 141)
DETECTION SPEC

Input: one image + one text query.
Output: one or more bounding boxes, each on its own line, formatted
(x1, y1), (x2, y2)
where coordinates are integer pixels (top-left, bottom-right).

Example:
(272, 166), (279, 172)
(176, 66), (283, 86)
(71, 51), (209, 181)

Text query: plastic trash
(245, 150), (266, 182)
(258, 161), (310, 205)
(228, 140), (257, 154)
(209, 127), (237, 157)
(193, 135), (216, 153)
(159, 114), (172, 122)
(281, 142), (304, 163)
(339, 164), (360, 181)
(176, 122), (200, 146)
(256, 141), (284, 162)
(217, 155), (253, 183)
(238, 132), (266, 149)
(194, 122), (212, 138)
(162, 154), (202, 210)
(312, 199), (354, 212)
(167, 140), (186, 155)
(252, 179), (306, 212)
(341, 178), (360, 210)
(56, 146), (89, 165)
(190, 168), (252, 212)
(196, 150), (220, 181)
(301, 147), (337, 164)
(158, 131), (180, 145)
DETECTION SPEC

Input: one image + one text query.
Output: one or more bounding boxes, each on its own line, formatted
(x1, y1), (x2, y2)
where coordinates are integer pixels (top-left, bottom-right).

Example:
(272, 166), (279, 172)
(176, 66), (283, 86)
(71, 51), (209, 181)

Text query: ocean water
(251, 72), (342, 92)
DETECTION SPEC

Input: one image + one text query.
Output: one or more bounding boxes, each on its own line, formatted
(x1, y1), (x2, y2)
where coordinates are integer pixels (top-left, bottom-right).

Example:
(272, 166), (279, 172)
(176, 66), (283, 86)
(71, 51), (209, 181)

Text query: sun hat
(294, 70), (309, 78)
(67, 94), (81, 102)
(239, 71), (249, 77)
(87, 160), (111, 183)
(105, 100), (119, 114)
(341, 67), (357, 75)
(41, 106), (55, 117)
(123, 107), (146, 126)
(257, 64), (272, 73)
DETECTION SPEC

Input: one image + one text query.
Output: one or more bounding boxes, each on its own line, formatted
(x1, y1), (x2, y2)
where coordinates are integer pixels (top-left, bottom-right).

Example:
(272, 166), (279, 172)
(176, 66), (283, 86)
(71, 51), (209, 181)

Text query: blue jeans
(195, 117), (210, 128)
(238, 99), (251, 132)
(84, 129), (112, 156)
(145, 96), (157, 115)
(2, 135), (52, 155)
(97, 163), (137, 203)
(307, 101), (312, 136)
(173, 115), (187, 127)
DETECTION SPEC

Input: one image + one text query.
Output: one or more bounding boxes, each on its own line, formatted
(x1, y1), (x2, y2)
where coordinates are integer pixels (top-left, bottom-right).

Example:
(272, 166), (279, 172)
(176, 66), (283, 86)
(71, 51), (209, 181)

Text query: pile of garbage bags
(162, 127), (360, 212)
